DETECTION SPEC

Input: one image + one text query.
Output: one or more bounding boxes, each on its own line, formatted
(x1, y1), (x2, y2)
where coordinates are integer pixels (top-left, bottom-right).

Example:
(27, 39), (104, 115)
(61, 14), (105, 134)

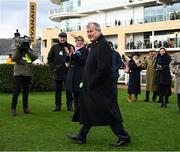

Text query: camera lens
(21, 42), (30, 49)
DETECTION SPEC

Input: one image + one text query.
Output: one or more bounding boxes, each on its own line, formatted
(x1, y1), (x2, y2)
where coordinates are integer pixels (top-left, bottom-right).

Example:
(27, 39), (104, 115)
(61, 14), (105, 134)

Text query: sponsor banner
(29, 1), (36, 45)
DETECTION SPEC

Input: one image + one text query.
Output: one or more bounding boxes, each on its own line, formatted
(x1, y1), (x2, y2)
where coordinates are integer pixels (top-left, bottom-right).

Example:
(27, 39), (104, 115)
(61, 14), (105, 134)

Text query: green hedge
(0, 64), (54, 92)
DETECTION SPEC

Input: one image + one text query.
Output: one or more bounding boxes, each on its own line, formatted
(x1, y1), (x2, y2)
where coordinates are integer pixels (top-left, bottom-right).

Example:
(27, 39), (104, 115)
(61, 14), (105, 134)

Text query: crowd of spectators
(126, 39), (179, 50)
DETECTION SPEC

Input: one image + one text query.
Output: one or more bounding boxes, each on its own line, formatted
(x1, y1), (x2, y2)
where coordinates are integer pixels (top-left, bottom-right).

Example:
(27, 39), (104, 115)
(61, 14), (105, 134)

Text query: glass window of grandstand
(144, 1), (180, 23)
(126, 30), (180, 50)
(61, 19), (80, 32)
(125, 32), (152, 50)
(153, 30), (180, 48)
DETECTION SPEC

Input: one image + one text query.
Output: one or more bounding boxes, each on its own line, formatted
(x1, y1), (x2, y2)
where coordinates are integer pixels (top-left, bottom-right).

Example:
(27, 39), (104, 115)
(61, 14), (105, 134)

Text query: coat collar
(91, 34), (105, 46)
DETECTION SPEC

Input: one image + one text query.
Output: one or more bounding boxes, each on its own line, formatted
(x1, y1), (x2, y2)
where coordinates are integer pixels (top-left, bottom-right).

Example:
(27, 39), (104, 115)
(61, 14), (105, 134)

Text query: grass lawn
(0, 88), (180, 151)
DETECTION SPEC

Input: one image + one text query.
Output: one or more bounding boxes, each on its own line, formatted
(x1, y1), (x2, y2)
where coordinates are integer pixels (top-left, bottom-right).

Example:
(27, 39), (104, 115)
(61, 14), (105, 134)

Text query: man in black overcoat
(67, 22), (131, 146)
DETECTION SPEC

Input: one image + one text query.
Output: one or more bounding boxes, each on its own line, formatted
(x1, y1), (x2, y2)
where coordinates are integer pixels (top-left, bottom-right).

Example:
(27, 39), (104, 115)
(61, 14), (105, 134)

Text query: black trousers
(113, 78), (118, 101)
(145, 91), (158, 101)
(177, 94), (180, 111)
(55, 80), (73, 108)
(11, 76), (31, 109)
(78, 123), (130, 141)
(73, 91), (80, 110)
(159, 94), (169, 107)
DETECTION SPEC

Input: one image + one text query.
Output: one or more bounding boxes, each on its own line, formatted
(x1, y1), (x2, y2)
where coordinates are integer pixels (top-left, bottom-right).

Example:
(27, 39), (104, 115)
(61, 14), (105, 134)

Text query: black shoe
(67, 106), (73, 111)
(24, 109), (32, 114)
(53, 105), (61, 112)
(53, 108), (61, 112)
(111, 138), (130, 147)
(144, 99), (149, 102)
(11, 109), (16, 116)
(67, 134), (86, 144)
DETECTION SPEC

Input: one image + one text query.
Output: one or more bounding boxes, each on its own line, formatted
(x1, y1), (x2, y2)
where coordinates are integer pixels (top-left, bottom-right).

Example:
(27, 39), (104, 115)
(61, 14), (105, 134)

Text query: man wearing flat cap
(47, 32), (74, 112)
(143, 50), (158, 102)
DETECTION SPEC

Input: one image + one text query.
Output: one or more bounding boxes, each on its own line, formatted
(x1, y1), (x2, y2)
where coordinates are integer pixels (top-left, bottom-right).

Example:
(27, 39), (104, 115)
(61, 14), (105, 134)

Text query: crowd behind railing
(126, 39), (180, 50)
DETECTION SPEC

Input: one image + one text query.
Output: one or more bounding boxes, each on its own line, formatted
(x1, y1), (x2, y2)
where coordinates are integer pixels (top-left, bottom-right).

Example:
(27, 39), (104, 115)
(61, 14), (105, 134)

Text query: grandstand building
(42, 0), (180, 62)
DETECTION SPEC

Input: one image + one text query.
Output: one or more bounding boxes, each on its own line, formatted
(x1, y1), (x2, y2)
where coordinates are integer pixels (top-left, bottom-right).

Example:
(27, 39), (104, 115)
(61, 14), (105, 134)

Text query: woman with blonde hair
(65, 35), (89, 110)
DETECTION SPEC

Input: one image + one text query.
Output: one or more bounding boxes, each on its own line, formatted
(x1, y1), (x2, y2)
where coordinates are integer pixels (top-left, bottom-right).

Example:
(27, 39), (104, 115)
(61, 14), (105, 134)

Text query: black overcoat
(128, 59), (142, 94)
(155, 54), (172, 96)
(66, 47), (89, 92)
(47, 42), (73, 80)
(72, 35), (123, 126)
(155, 54), (172, 85)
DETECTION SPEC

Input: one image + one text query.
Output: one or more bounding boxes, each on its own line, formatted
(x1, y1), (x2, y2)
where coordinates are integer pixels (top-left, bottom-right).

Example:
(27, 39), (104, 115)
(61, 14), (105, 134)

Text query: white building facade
(41, 0), (180, 62)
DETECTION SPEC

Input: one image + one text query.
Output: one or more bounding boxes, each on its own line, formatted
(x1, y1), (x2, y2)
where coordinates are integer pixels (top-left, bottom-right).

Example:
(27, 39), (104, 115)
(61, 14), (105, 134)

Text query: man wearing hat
(128, 52), (143, 102)
(47, 32), (74, 111)
(143, 50), (158, 102)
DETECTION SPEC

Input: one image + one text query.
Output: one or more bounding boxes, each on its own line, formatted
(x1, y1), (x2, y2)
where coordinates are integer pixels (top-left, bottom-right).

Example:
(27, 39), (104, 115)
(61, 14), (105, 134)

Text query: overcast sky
(0, 0), (59, 38)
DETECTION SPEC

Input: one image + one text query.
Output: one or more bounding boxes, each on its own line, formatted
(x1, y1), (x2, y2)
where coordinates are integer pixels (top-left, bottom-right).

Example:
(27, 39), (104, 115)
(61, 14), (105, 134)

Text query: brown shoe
(127, 97), (132, 103)
(134, 98), (138, 102)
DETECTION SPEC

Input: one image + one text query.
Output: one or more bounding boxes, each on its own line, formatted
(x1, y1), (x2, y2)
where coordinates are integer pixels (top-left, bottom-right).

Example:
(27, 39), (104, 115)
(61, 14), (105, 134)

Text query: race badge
(59, 51), (63, 56)
(79, 82), (83, 88)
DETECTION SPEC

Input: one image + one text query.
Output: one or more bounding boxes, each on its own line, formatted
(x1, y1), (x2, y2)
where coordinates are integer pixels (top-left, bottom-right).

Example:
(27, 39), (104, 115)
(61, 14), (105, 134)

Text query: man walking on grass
(67, 22), (131, 146)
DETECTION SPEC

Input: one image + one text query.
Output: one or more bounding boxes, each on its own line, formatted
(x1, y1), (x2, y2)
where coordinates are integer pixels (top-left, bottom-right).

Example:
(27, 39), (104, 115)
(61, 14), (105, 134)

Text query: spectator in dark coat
(108, 41), (123, 100)
(67, 22), (131, 146)
(155, 47), (172, 108)
(65, 36), (89, 110)
(128, 52), (143, 102)
(47, 32), (73, 112)
(170, 52), (180, 113)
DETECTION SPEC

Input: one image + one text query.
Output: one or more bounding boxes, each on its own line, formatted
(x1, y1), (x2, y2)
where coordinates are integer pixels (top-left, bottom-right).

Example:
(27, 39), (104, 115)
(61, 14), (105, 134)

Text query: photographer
(11, 36), (38, 116)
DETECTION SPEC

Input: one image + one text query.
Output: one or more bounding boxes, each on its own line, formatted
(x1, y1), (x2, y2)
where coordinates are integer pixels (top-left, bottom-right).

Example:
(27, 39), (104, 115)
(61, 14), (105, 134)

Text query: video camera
(11, 30), (31, 50)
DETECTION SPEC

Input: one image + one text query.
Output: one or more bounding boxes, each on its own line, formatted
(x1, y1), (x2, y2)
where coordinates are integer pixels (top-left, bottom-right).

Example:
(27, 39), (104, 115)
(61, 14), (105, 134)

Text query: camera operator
(11, 36), (38, 116)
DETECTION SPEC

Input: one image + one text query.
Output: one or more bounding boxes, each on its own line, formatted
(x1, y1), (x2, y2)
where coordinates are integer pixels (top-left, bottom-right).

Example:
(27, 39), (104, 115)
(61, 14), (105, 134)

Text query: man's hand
(64, 47), (70, 55)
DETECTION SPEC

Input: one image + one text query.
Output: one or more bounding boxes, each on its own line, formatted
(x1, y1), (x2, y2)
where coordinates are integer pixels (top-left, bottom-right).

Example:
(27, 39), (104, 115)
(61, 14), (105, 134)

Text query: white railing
(118, 69), (146, 86)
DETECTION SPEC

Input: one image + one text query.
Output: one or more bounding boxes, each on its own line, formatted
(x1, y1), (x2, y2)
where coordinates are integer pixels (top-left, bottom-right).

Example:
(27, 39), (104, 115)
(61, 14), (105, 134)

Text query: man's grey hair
(86, 22), (101, 32)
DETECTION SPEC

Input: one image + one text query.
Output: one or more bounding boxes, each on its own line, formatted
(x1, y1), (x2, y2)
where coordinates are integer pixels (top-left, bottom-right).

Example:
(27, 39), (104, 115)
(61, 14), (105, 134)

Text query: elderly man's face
(87, 24), (100, 42)
(149, 51), (155, 57)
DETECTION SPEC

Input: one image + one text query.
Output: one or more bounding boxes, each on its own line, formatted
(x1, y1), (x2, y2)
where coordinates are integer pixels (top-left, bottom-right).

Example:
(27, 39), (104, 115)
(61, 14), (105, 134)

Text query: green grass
(0, 89), (180, 151)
